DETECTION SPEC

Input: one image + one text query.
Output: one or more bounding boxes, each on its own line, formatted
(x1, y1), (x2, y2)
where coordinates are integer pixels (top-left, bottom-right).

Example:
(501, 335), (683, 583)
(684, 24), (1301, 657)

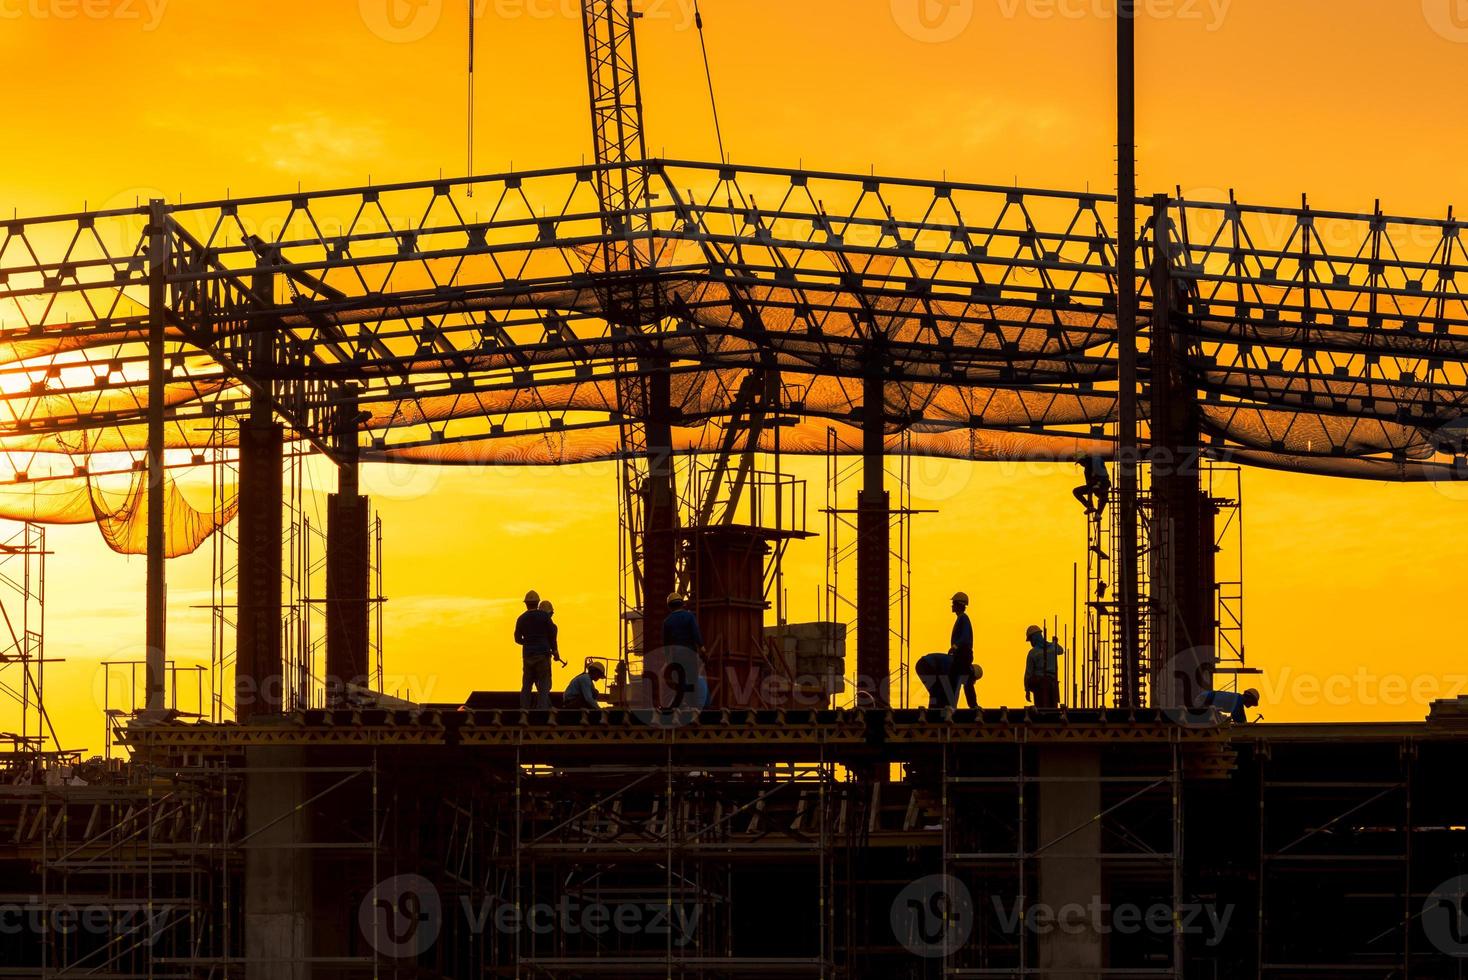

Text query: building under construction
(3, 2), (1468, 976)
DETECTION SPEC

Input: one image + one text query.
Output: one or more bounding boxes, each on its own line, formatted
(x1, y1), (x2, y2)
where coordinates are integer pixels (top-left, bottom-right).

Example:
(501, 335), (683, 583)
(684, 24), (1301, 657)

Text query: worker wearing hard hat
(514, 589), (564, 709)
(661, 592), (710, 710)
(1024, 624), (1062, 709)
(1198, 687), (1260, 723)
(946, 592), (978, 709)
(563, 660), (608, 710)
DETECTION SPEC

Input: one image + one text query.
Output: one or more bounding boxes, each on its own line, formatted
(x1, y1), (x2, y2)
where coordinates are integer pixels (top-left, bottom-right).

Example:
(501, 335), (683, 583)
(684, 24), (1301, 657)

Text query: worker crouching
(563, 660), (608, 710)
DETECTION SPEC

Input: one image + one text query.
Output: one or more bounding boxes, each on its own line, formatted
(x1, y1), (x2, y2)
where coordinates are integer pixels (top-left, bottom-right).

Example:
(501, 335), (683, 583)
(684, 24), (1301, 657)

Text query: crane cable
(693, 2), (727, 164)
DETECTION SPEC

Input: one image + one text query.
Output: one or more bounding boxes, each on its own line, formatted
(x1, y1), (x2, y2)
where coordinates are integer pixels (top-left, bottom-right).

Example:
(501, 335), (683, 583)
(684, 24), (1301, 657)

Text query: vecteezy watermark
(891, 874), (975, 958)
(989, 896), (1234, 946)
(359, 0), (443, 43)
(360, 874), (443, 959)
(1424, 875), (1468, 956)
(1422, 0), (1468, 43)
(462, 896), (702, 946)
(360, 0), (699, 43)
(359, 875), (702, 956)
(0, 0), (168, 30)
(0, 901), (173, 943)
(891, 0), (976, 43)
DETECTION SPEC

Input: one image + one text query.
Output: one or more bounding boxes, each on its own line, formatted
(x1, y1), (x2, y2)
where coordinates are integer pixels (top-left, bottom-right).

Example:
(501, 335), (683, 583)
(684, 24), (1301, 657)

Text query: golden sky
(5, 0), (1468, 750)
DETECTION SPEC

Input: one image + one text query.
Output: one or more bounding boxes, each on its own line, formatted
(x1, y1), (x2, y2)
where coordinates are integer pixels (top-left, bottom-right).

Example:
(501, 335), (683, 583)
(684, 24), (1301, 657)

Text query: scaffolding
(1082, 463), (1246, 709)
(941, 740), (1186, 978)
(1082, 477), (1155, 709)
(824, 428), (918, 708)
(0, 522), (50, 756)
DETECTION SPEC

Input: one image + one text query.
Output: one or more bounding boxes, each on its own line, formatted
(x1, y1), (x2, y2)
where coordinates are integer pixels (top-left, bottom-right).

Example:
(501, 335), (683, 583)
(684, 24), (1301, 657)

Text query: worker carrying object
(946, 592), (979, 709)
(1197, 688), (1260, 723)
(1073, 455), (1112, 515)
(514, 590), (563, 709)
(563, 660), (608, 710)
(1023, 624), (1063, 709)
(659, 592), (710, 710)
(917, 651), (984, 710)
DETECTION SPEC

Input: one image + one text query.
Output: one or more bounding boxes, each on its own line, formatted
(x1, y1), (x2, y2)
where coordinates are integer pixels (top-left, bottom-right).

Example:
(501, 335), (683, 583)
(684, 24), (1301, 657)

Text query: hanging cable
(693, 2), (727, 164)
(467, 0), (476, 195)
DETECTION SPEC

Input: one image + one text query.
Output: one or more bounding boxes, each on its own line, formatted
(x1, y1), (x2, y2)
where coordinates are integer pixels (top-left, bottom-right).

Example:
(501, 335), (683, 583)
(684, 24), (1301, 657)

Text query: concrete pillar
(1146, 194), (1217, 707)
(856, 370), (890, 707)
(244, 747), (311, 980)
(1037, 746), (1104, 977)
(237, 423), (284, 718)
(326, 386), (370, 703)
(640, 364), (678, 659)
(237, 267), (284, 719)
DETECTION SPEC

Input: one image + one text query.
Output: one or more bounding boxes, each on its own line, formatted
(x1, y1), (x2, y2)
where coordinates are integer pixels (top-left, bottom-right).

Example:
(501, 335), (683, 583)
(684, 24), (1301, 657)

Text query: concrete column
(236, 267), (284, 720)
(640, 364), (678, 659)
(856, 370), (890, 706)
(326, 386), (370, 703)
(1146, 194), (1216, 707)
(244, 747), (311, 980)
(1037, 746), (1104, 976)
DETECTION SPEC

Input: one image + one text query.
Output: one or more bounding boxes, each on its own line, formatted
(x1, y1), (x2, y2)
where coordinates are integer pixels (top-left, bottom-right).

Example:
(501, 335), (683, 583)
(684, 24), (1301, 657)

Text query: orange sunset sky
(4, 0), (1468, 750)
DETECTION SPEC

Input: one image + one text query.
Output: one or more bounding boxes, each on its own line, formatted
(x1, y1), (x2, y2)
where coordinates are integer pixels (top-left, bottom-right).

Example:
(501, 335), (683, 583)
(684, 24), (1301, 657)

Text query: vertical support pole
(1115, 1), (1142, 707)
(1147, 194), (1216, 707)
(145, 198), (169, 714)
(237, 266), (284, 720)
(326, 385), (370, 704)
(856, 368), (890, 707)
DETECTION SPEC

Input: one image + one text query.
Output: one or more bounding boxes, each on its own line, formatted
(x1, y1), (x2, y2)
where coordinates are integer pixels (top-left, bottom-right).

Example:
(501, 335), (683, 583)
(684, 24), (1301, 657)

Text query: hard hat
(1026, 624), (1044, 640)
(667, 591), (685, 605)
(538, 600), (554, 615)
(1243, 688), (1260, 703)
(951, 592), (969, 605)
(524, 589), (540, 604)
(587, 661), (606, 679)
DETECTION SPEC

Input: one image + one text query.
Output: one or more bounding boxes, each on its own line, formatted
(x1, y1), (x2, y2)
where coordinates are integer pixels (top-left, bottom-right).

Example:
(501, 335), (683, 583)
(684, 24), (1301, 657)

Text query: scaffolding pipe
(1115, 2), (1141, 708)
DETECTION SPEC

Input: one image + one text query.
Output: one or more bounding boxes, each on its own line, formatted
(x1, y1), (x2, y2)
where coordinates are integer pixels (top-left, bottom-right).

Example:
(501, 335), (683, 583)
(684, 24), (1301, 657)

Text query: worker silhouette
(657, 592), (710, 711)
(1197, 687), (1260, 723)
(1073, 455), (1112, 515)
(945, 592), (978, 709)
(563, 660), (607, 710)
(916, 651), (983, 709)
(1023, 625), (1062, 709)
(514, 590), (564, 709)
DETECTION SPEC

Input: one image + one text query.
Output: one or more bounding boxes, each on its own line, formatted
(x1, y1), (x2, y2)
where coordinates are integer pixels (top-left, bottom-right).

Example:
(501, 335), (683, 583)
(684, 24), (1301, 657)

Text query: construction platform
(0, 706), (1465, 978)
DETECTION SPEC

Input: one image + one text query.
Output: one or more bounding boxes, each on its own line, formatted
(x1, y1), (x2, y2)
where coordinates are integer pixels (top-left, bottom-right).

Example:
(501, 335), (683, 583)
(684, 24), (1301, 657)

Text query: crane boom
(581, 0), (651, 272)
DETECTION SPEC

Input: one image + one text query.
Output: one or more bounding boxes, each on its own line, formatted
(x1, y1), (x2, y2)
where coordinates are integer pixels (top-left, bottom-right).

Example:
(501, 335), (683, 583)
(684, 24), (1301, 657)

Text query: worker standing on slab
(538, 599), (566, 667)
(514, 590), (561, 709)
(662, 592), (710, 710)
(1198, 687), (1260, 723)
(946, 592), (978, 709)
(563, 660), (607, 710)
(1024, 624), (1062, 709)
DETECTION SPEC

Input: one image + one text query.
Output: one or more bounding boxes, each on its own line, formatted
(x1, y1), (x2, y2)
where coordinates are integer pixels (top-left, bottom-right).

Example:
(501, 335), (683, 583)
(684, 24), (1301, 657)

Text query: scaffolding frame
(824, 428), (917, 708)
